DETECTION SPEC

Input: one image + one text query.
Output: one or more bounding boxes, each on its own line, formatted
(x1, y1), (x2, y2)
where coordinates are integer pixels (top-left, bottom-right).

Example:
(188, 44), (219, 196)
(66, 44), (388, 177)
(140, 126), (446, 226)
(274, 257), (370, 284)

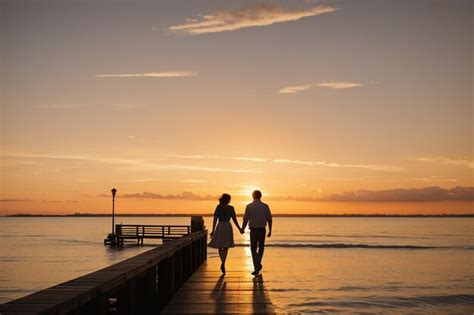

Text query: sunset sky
(1, 0), (472, 215)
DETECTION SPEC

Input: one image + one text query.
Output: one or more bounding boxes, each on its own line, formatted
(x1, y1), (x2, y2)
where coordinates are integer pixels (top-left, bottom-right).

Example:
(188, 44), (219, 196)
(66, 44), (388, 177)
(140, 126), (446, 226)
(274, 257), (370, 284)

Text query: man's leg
(257, 228), (266, 270)
(250, 229), (259, 271)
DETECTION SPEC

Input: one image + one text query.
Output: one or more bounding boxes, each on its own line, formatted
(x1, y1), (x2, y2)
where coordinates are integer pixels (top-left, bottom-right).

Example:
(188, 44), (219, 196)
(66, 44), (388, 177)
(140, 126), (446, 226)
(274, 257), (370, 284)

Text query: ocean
(0, 216), (473, 313)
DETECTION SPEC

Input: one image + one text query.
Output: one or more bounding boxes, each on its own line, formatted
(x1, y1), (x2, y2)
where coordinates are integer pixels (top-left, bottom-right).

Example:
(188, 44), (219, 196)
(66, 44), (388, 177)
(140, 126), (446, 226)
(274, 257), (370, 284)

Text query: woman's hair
(219, 193), (231, 205)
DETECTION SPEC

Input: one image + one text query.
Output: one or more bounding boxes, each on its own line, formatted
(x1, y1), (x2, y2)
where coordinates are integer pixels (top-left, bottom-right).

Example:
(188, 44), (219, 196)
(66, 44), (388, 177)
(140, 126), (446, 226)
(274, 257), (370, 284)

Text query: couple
(209, 190), (272, 276)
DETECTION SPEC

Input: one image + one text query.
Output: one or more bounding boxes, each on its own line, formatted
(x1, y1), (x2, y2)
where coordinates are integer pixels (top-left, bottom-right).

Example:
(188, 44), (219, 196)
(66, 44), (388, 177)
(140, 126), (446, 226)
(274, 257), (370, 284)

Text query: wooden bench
(115, 224), (191, 245)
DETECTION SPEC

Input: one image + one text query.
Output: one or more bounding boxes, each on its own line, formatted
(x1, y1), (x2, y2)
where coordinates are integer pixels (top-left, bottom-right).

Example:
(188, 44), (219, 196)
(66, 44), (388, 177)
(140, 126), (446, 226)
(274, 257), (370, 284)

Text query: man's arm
(230, 208), (243, 232)
(241, 206), (249, 232)
(266, 205), (272, 237)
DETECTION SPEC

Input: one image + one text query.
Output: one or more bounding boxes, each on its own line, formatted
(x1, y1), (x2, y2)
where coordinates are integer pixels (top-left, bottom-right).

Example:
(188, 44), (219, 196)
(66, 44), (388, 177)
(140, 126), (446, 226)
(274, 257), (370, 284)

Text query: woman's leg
(221, 248), (229, 265)
(218, 248), (228, 273)
(218, 248), (224, 263)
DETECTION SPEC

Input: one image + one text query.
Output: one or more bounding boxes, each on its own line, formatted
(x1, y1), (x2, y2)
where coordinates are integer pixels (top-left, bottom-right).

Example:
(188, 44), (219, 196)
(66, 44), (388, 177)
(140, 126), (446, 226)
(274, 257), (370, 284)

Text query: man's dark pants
(250, 228), (266, 270)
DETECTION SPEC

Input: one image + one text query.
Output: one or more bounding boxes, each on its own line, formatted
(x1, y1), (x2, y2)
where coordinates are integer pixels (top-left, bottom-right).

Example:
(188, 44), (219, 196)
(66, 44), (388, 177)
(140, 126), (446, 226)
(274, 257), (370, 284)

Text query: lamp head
(111, 188), (117, 197)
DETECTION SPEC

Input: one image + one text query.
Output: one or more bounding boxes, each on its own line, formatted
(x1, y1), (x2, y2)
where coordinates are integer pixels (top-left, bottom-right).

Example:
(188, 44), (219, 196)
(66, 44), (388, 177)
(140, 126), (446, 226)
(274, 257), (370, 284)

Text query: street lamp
(111, 187), (117, 234)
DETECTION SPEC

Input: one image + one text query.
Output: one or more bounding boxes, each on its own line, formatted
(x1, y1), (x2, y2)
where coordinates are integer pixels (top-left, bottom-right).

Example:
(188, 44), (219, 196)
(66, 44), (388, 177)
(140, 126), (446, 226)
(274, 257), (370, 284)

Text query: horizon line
(3, 213), (473, 218)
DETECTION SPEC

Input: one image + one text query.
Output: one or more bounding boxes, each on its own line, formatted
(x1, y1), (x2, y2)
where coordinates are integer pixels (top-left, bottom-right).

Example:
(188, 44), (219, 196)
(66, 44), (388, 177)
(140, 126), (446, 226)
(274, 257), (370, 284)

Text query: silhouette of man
(241, 190), (272, 275)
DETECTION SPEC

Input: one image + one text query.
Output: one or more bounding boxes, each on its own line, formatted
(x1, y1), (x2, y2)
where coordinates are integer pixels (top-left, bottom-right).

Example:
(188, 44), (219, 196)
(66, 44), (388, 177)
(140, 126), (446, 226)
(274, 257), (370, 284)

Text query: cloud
(171, 154), (338, 167)
(407, 177), (457, 183)
(409, 157), (474, 169)
(1, 153), (262, 174)
(35, 103), (146, 110)
(278, 84), (314, 94)
(169, 154), (400, 171)
(35, 104), (76, 109)
(127, 136), (165, 145)
(317, 81), (363, 89)
(163, 165), (261, 173)
(0, 198), (77, 203)
(94, 71), (198, 78)
(278, 81), (363, 94)
(273, 158), (315, 166)
(169, 4), (339, 35)
(112, 191), (217, 201)
(343, 164), (403, 172)
(182, 179), (207, 184)
(167, 154), (269, 163)
(268, 186), (474, 202)
(98, 187), (474, 203)
(320, 186), (474, 202)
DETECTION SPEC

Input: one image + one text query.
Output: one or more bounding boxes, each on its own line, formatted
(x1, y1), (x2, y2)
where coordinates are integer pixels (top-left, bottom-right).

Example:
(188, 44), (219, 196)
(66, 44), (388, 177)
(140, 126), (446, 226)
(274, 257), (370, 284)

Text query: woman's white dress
(208, 204), (235, 248)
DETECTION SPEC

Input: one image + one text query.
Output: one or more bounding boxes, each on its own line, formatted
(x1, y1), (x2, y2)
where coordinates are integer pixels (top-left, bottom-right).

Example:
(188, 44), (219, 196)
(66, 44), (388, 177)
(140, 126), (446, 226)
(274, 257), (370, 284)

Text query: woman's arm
(210, 215), (217, 237)
(210, 206), (219, 237)
(230, 207), (242, 232)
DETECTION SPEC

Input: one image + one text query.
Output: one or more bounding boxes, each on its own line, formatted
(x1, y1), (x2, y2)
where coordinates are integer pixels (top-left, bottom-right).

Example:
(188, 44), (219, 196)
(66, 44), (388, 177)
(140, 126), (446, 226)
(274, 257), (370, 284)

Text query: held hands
(210, 231), (214, 238)
(239, 228), (245, 234)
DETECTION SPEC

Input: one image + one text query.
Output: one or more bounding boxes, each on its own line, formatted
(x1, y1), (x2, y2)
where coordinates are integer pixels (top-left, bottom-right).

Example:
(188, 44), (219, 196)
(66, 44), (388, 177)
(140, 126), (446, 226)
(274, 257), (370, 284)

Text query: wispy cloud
(277, 84), (314, 94)
(317, 81), (363, 89)
(344, 164), (403, 172)
(319, 186), (474, 202)
(182, 179), (207, 184)
(94, 71), (198, 78)
(103, 191), (217, 201)
(35, 104), (76, 109)
(269, 186), (474, 202)
(273, 158), (314, 166)
(98, 186), (474, 203)
(278, 81), (363, 94)
(167, 154), (269, 163)
(34, 103), (146, 110)
(409, 157), (474, 169)
(0, 198), (77, 203)
(406, 176), (458, 183)
(0, 198), (32, 202)
(169, 4), (339, 35)
(127, 136), (165, 145)
(169, 154), (399, 171)
(1, 153), (262, 174)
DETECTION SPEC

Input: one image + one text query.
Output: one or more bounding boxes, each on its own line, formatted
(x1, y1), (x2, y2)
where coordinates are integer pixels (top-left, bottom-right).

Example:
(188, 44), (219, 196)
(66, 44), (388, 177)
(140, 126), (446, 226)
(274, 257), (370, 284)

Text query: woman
(209, 193), (243, 274)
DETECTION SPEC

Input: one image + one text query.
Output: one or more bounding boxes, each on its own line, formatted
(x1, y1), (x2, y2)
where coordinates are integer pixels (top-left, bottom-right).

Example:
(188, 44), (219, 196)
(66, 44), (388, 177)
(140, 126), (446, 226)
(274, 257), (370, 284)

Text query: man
(241, 190), (273, 275)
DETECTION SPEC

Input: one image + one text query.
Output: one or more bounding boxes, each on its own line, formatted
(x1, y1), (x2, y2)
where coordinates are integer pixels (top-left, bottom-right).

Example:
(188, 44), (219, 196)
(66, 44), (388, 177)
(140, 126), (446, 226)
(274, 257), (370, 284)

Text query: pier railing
(0, 229), (207, 315)
(113, 224), (191, 245)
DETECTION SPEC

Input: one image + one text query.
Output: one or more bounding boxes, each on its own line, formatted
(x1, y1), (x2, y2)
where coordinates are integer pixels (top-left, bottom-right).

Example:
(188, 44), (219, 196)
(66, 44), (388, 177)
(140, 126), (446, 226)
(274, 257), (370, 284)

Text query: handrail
(109, 224), (192, 246)
(0, 230), (208, 315)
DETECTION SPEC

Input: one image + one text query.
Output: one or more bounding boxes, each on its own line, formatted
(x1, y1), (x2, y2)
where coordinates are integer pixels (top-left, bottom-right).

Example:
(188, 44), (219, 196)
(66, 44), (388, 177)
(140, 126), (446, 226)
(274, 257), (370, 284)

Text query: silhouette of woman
(209, 193), (243, 274)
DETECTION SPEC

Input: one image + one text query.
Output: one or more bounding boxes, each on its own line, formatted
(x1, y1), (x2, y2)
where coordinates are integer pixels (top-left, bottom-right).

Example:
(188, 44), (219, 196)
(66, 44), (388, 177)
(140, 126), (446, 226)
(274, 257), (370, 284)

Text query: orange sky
(1, 1), (472, 215)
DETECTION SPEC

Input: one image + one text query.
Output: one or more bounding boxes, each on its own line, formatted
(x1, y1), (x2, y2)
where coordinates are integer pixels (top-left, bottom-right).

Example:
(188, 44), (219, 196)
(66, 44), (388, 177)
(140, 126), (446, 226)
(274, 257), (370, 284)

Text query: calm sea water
(1, 216), (473, 314)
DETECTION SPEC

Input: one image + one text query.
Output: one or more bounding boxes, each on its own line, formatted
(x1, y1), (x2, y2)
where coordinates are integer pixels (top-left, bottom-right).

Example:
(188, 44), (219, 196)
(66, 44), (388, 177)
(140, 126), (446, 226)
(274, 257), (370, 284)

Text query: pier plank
(161, 249), (275, 314)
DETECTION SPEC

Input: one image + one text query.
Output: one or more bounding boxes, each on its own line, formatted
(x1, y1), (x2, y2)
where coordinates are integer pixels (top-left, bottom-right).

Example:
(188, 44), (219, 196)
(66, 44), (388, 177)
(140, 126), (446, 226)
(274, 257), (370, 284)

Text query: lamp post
(111, 188), (117, 234)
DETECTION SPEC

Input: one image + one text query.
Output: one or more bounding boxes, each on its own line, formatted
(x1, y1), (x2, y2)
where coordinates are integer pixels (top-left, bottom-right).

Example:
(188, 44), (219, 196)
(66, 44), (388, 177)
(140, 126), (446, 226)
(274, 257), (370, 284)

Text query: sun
(239, 185), (260, 200)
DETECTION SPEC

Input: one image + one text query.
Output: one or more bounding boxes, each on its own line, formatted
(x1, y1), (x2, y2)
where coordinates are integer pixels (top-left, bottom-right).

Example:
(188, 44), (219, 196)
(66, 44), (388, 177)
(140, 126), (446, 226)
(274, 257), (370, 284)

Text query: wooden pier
(0, 216), (276, 314)
(0, 223), (207, 314)
(162, 248), (275, 314)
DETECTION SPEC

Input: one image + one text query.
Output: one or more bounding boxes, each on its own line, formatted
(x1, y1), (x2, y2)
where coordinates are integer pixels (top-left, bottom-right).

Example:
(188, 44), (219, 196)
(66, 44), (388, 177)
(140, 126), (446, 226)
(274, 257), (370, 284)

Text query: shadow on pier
(162, 248), (275, 314)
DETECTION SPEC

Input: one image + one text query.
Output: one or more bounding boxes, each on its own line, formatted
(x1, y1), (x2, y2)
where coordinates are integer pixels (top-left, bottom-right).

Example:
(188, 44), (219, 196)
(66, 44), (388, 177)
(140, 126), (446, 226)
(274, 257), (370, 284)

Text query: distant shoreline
(3, 213), (473, 218)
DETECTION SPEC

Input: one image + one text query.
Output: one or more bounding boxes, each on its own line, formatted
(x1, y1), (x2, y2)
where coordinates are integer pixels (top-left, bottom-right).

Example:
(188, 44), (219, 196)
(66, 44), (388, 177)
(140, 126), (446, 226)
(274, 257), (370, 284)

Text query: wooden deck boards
(161, 249), (275, 314)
